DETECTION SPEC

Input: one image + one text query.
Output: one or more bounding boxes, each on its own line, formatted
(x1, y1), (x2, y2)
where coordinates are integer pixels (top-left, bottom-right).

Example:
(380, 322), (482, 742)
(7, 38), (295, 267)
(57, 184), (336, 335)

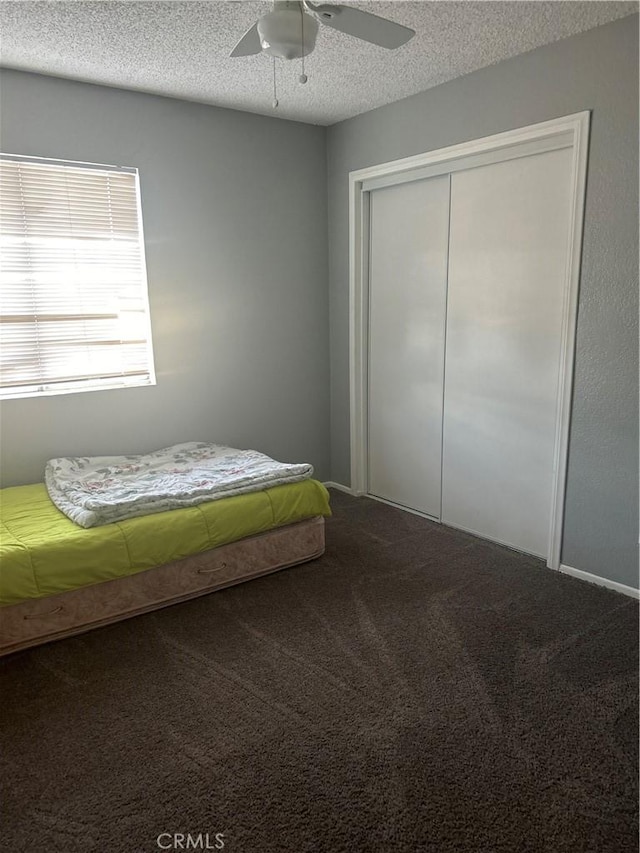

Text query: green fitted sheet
(0, 479), (331, 606)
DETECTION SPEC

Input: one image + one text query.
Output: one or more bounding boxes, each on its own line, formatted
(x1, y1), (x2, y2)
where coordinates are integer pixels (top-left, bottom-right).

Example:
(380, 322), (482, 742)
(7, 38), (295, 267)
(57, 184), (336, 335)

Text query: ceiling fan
(231, 1), (415, 61)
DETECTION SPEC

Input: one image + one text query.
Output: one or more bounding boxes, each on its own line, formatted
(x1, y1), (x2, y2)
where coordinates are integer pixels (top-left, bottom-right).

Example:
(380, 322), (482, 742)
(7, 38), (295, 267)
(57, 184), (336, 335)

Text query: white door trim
(349, 111), (591, 570)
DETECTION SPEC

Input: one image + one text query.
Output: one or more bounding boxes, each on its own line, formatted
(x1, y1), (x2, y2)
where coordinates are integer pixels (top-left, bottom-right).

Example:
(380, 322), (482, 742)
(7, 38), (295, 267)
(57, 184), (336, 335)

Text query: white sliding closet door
(368, 176), (450, 517)
(441, 148), (573, 556)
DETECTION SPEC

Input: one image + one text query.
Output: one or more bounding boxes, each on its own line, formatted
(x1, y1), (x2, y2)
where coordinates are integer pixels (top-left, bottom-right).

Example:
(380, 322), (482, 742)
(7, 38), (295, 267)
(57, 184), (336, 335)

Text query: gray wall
(327, 16), (639, 588)
(0, 70), (330, 485)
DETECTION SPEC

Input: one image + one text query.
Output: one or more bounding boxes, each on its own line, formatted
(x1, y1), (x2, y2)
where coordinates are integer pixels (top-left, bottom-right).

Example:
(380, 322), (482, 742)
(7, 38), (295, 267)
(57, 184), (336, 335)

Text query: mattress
(0, 516), (326, 656)
(0, 479), (331, 606)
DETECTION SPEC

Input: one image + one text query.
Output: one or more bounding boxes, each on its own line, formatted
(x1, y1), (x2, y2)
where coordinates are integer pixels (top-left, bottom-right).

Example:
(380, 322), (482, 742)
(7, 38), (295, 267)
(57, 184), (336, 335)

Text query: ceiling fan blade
(230, 22), (262, 57)
(311, 4), (415, 49)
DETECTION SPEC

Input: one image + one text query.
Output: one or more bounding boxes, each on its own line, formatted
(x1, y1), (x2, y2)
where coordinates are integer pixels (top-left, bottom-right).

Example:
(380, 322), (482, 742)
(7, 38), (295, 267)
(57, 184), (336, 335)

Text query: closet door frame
(348, 111), (590, 569)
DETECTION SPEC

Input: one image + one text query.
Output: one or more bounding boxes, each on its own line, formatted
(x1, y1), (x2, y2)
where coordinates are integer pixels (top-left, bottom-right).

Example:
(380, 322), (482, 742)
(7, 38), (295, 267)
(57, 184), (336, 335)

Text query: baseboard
(323, 481), (355, 495)
(318, 489), (639, 598)
(559, 564), (640, 600)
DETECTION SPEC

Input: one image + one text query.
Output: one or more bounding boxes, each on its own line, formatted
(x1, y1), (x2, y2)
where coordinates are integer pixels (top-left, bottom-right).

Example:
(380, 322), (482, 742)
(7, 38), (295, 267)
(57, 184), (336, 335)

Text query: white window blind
(0, 154), (155, 399)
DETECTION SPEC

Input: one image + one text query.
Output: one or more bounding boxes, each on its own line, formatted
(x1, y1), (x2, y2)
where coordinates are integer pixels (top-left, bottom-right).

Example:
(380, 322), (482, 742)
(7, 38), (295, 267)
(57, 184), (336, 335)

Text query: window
(0, 154), (155, 399)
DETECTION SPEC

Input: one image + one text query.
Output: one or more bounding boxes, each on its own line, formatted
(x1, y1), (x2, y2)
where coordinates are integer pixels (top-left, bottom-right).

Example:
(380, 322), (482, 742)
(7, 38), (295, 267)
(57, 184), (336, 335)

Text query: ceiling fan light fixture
(257, 9), (319, 60)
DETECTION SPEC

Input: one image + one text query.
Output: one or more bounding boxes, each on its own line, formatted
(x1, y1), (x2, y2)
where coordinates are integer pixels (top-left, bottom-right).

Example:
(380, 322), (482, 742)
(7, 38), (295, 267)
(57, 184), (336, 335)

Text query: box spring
(0, 516), (325, 656)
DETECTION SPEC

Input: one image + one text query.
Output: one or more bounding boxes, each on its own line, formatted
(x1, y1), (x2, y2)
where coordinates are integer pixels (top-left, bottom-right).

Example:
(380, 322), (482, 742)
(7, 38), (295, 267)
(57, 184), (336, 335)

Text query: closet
(368, 175), (449, 519)
(362, 118), (586, 562)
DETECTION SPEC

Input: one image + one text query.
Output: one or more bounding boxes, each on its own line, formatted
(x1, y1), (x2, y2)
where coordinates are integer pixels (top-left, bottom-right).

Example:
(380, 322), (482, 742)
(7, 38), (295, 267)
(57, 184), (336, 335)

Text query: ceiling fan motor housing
(257, 5), (319, 60)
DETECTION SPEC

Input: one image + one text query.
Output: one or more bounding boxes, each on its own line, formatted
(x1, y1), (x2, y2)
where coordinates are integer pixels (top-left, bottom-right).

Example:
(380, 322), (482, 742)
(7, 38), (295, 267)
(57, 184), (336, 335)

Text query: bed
(0, 478), (331, 656)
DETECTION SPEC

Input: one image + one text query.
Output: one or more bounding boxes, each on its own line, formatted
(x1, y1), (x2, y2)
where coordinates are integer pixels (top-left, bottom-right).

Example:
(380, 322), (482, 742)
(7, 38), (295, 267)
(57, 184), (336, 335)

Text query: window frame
(0, 151), (156, 401)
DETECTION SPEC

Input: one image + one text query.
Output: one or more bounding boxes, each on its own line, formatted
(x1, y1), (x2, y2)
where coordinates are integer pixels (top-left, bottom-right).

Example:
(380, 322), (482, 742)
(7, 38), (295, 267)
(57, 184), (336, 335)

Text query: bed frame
(0, 516), (325, 656)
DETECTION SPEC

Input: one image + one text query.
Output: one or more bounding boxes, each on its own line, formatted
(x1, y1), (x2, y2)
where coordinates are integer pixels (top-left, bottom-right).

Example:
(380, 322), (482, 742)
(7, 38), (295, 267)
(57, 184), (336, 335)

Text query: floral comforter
(45, 442), (314, 528)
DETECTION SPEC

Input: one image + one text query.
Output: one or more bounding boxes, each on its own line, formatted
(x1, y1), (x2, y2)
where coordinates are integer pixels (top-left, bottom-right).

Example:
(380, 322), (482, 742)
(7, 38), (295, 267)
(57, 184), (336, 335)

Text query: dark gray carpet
(1, 490), (638, 853)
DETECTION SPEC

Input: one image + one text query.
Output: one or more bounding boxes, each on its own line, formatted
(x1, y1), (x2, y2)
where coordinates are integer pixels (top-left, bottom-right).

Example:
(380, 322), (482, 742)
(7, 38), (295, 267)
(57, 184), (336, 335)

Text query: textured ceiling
(0, 1), (637, 125)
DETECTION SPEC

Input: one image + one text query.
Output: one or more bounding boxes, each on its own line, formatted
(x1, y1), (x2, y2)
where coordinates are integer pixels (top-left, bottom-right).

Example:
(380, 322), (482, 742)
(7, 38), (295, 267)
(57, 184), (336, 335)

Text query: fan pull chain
(272, 57), (278, 109)
(299, 5), (308, 84)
